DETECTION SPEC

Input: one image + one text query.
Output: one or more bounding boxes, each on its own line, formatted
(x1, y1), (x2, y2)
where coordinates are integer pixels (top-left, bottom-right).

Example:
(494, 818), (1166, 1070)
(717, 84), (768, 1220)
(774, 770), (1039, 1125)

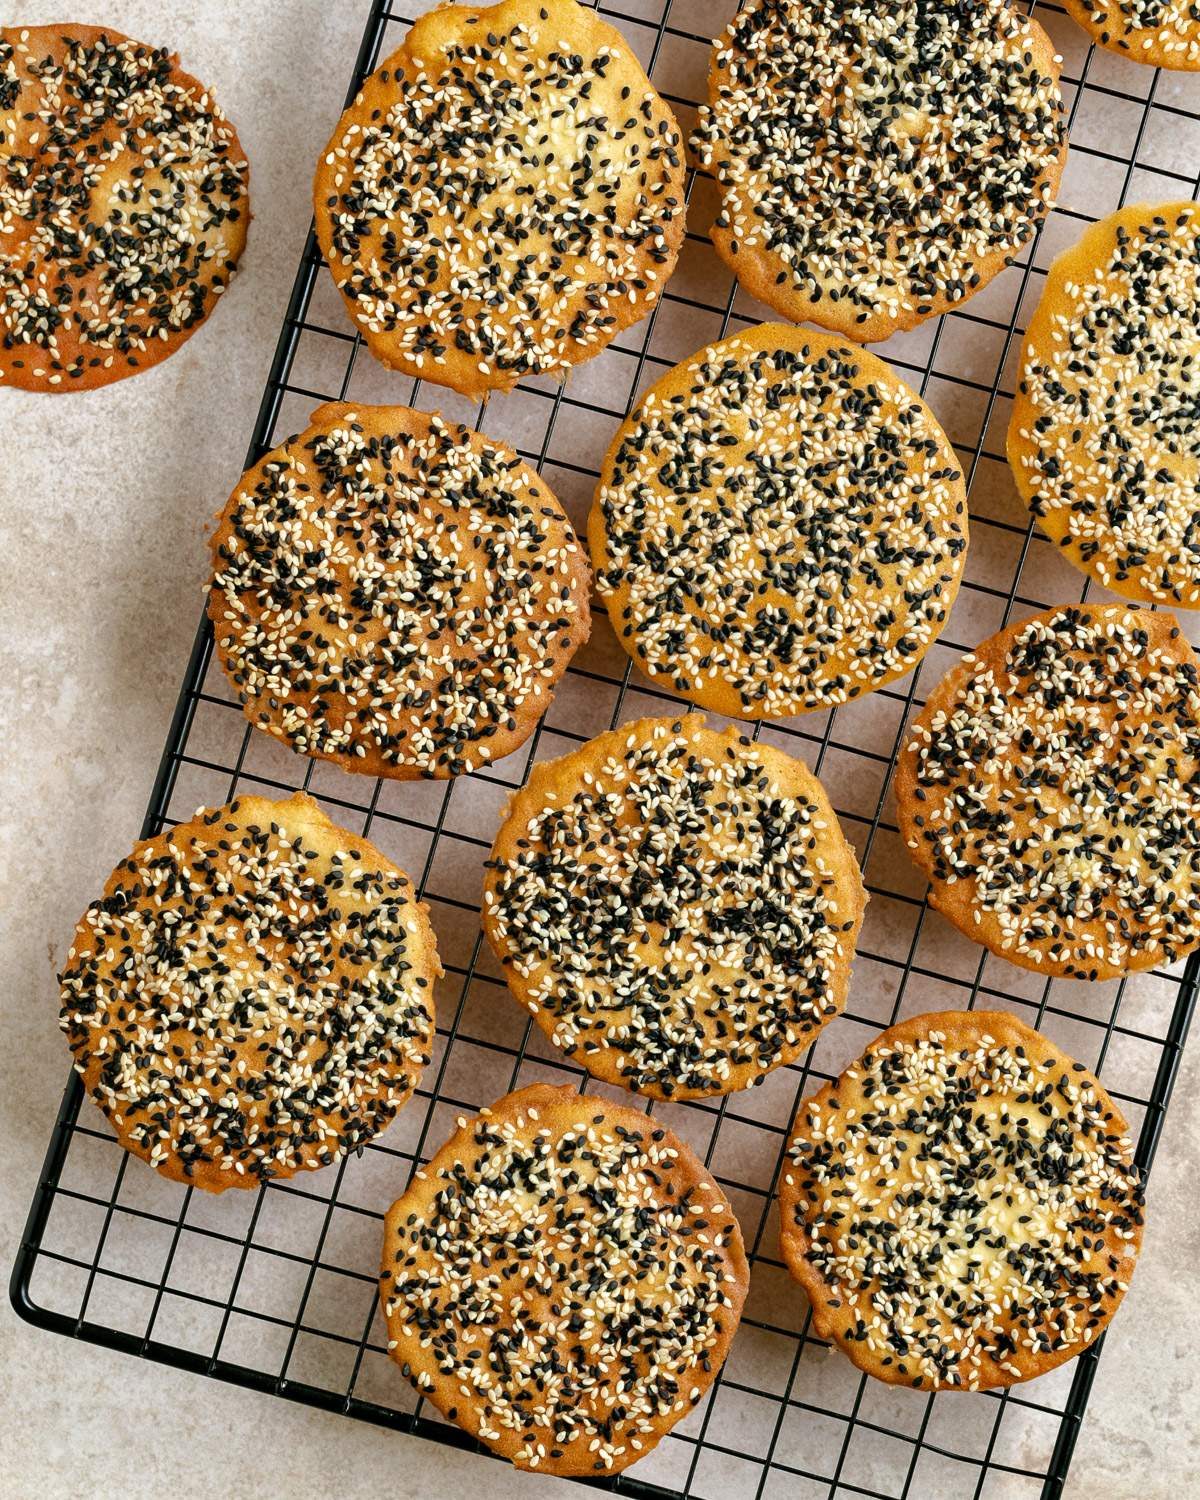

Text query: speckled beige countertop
(2, 2), (1198, 1496)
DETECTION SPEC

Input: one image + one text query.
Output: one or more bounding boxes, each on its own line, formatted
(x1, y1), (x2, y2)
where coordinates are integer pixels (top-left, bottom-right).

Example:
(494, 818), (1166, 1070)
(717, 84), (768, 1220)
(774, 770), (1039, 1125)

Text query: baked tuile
(1062, 0), (1200, 70)
(895, 604), (1200, 979)
(692, 0), (1066, 342)
(780, 1010), (1145, 1390)
(380, 1083), (749, 1474)
(59, 793), (440, 1191)
(313, 0), (686, 397)
(0, 25), (249, 392)
(483, 714), (866, 1098)
(590, 324), (968, 718)
(209, 401), (591, 781)
(1008, 203), (1200, 607)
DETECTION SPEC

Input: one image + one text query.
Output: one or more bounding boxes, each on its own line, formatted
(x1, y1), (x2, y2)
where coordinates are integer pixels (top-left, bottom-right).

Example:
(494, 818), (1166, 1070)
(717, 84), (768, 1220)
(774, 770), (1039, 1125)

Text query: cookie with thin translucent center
(312, 0), (685, 398)
(59, 793), (440, 1191)
(1063, 0), (1200, 69)
(780, 1010), (1144, 1390)
(209, 401), (590, 780)
(589, 324), (968, 719)
(483, 715), (866, 1099)
(1, 25), (248, 392)
(1008, 204), (1200, 606)
(895, 604), (1200, 979)
(691, 0), (1066, 342)
(380, 1084), (748, 1474)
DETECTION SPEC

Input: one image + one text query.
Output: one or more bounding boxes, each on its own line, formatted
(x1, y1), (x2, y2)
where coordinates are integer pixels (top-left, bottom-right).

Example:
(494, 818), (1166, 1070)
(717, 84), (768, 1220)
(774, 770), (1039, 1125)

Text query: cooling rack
(11, 1), (1200, 1496)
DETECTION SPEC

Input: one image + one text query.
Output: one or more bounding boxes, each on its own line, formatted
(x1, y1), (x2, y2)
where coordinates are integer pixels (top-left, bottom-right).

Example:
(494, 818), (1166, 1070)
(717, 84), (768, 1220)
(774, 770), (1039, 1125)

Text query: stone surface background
(1, 2), (1196, 1496)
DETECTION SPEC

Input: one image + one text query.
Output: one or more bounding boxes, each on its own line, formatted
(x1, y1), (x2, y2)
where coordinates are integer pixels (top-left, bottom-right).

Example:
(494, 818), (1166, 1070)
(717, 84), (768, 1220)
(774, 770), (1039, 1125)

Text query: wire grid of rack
(11, 1), (1200, 1496)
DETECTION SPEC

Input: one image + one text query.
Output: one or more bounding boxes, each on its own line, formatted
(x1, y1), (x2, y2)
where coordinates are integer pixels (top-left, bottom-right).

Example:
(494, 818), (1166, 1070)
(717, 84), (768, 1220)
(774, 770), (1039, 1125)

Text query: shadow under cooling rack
(11, 3), (1200, 1499)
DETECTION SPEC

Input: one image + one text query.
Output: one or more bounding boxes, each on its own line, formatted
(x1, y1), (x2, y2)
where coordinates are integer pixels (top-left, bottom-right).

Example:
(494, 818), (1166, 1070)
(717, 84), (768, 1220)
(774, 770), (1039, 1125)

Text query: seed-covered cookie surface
(1063, 0), (1200, 69)
(380, 1084), (748, 1474)
(483, 715), (866, 1098)
(1009, 203), (1200, 607)
(692, 0), (1066, 341)
(209, 402), (590, 780)
(1, 24), (248, 391)
(780, 1011), (1144, 1390)
(590, 324), (968, 718)
(59, 793), (440, 1191)
(896, 604), (1200, 979)
(313, 0), (686, 396)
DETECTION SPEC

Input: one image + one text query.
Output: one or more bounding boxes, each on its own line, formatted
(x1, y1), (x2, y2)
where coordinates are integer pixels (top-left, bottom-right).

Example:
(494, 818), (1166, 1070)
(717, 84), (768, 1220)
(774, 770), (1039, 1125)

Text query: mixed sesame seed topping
(314, 0), (684, 393)
(591, 329), (967, 717)
(381, 1087), (746, 1473)
(781, 1015), (1144, 1389)
(0, 26), (248, 389)
(1010, 205), (1200, 606)
(484, 717), (864, 1098)
(899, 605), (1200, 978)
(692, 0), (1065, 334)
(209, 405), (589, 780)
(59, 794), (438, 1189)
(1067, 0), (1200, 66)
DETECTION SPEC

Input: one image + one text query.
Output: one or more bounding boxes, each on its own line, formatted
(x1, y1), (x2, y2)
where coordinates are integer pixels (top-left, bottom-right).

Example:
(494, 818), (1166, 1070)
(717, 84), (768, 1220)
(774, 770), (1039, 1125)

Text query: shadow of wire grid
(11, 1), (1200, 1497)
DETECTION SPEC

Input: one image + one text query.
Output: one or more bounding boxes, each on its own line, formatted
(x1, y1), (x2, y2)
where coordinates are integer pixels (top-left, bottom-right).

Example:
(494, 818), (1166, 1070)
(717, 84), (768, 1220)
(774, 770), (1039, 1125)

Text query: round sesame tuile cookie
(312, 0), (686, 398)
(1062, 0), (1200, 70)
(59, 792), (440, 1192)
(380, 1083), (748, 1474)
(779, 1010), (1145, 1390)
(589, 324), (968, 719)
(1008, 203), (1200, 607)
(691, 0), (1066, 343)
(482, 715), (867, 1099)
(208, 401), (591, 781)
(0, 24), (249, 392)
(895, 604), (1200, 980)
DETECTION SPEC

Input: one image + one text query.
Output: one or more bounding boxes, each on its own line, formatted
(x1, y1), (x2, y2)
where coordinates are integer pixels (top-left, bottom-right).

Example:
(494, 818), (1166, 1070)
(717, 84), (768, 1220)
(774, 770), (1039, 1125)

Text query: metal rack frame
(11, 2), (1200, 1497)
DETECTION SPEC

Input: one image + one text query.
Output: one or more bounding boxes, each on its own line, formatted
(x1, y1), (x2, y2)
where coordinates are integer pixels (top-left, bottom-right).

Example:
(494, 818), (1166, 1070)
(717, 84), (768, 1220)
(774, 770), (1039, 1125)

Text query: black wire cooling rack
(11, 2), (1200, 1496)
